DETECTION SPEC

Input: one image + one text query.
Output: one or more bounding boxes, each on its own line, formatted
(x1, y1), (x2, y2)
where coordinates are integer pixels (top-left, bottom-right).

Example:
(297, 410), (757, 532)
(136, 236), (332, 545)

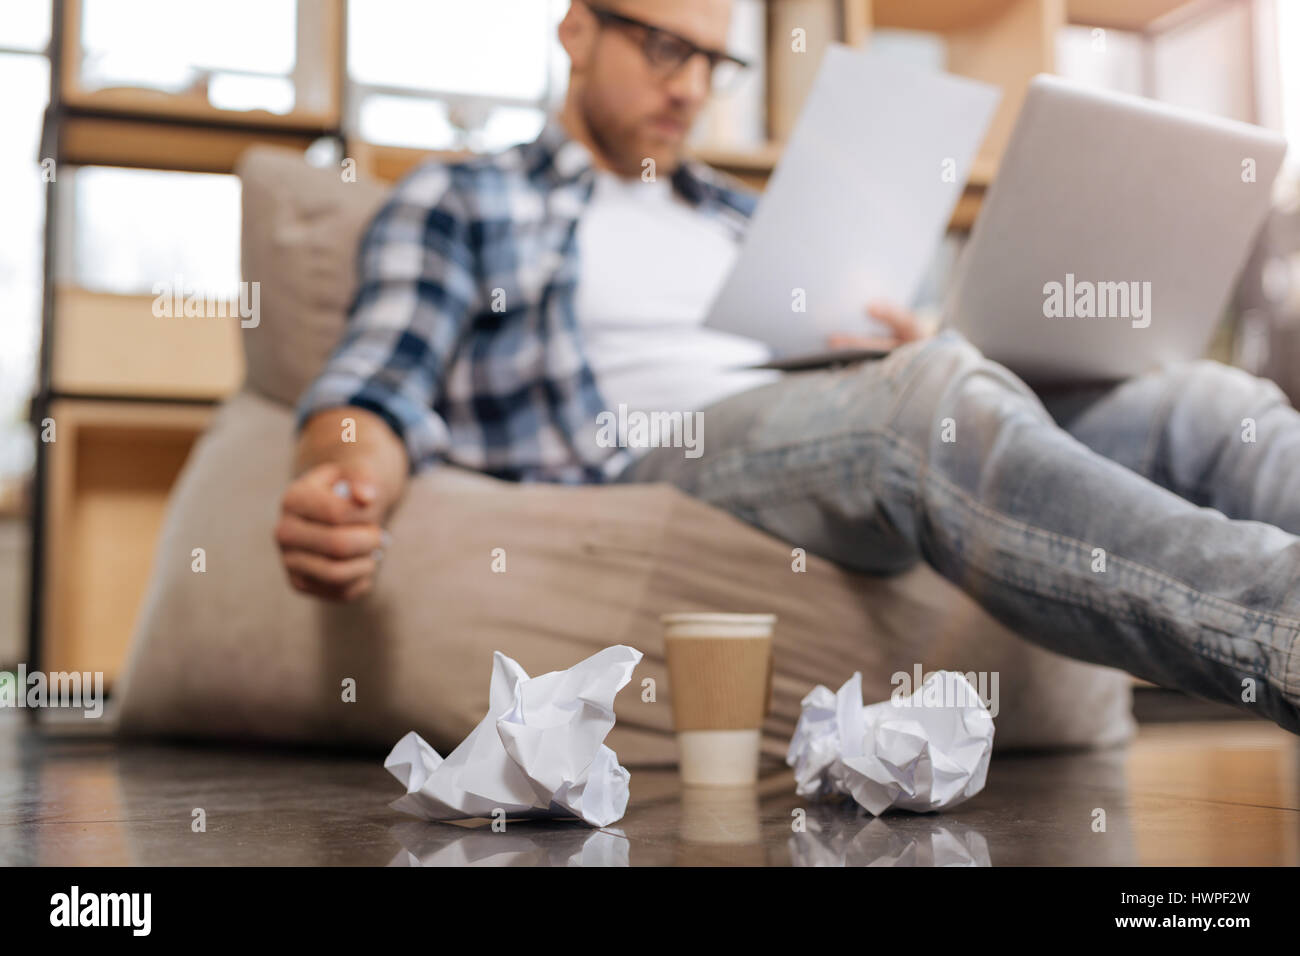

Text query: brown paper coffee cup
(662, 613), (776, 787)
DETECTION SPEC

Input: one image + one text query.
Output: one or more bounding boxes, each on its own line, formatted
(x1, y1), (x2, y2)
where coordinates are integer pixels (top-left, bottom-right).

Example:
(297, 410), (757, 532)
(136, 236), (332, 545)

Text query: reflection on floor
(1, 715), (1296, 865)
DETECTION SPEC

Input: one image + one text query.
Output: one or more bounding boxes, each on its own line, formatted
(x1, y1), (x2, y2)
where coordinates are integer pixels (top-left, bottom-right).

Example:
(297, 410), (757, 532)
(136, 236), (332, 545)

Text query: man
(279, 0), (1300, 734)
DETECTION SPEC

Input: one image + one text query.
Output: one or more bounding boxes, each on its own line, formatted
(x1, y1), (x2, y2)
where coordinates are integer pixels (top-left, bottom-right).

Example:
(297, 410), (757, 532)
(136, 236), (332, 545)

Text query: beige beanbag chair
(114, 148), (1135, 762)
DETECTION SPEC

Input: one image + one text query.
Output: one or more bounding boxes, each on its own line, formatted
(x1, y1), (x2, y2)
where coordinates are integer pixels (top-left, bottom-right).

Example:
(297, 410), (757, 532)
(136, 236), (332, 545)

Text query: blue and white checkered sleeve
(295, 163), (480, 472)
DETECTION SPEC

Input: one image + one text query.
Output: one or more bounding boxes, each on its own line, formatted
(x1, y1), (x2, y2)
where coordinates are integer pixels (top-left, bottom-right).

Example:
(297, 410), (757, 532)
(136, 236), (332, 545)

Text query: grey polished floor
(1, 713), (1297, 865)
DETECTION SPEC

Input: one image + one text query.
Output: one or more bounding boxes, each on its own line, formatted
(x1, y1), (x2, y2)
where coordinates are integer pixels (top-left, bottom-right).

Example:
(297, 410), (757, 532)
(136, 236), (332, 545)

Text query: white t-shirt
(573, 171), (778, 426)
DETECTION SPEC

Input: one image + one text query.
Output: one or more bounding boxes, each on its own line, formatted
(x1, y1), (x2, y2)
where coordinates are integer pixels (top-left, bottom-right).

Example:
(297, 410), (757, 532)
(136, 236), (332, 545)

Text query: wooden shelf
(58, 112), (326, 174)
(691, 141), (784, 190)
(41, 398), (213, 683)
(52, 286), (245, 401)
(1066, 0), (1203, 31)
(691, 142), (787, 170)
(861, 0), (1205, 33)
(347, 140), (467, 184)
(351, 139), (793, 190)
(29, 0), (348, 684)
(60, 87), (337, 132)
(868, 0), (1027, 31)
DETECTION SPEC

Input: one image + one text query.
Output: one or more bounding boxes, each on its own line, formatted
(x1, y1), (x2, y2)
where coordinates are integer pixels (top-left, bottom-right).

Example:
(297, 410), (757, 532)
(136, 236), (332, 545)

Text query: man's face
(561, 0), (734, 176)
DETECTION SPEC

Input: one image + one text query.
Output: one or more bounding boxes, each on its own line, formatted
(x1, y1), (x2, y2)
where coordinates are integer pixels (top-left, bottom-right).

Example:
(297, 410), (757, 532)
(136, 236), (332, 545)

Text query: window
(69, 0), (338, 120)
(347, 0), (568, 152)
(0, 3), (52, 485)
(1276, 0), (1300, 172)
(1055, 7), (1256, 122)
(346, 0), (768, 154)
(57, 168), (241, 298)
(2, 0), (51, 52)
(78, 0), (296, 112)
(689, 0), (767, 150)
(80, 0), (296, 90)
(1055, 25), (1145, 96)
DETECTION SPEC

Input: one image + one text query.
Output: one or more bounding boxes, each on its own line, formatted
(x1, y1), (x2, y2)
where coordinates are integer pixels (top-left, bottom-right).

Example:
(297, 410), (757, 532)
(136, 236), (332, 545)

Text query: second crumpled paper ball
(384, 645), (643, 828)
(787, 670), (994, 815)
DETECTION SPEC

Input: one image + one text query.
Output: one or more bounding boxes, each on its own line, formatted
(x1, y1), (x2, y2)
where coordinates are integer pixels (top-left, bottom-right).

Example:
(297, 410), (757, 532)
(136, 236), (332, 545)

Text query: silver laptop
(944, 74), (1287, 384)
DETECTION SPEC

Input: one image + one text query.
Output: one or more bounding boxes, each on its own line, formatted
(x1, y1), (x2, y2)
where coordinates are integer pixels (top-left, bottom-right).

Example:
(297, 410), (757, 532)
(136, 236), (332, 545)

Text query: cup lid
(660, 612), (777, 626)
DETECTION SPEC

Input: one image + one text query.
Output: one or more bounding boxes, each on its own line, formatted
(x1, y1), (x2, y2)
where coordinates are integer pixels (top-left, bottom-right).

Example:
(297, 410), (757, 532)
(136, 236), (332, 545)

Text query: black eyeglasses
(584, 3), (751, 93)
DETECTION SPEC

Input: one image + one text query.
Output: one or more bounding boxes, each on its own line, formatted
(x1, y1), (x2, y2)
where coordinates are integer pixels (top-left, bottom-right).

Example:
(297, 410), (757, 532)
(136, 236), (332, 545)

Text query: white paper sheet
(384, 645), (643, 827)
(703, 45), (1000, 359)
(787, 670), (994, 815)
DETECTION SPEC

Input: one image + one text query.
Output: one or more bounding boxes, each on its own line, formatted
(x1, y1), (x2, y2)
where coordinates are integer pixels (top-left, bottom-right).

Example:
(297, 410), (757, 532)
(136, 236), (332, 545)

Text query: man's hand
(827, 300), (934, 352)
(276, 407), (409, 602)
(276, 463), (389, 601)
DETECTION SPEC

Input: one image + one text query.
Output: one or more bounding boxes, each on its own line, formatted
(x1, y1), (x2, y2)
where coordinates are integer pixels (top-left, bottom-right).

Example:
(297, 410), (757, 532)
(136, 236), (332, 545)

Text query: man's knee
(891, 329), (984, 380)
(1158, 359), (1292, 457)
(1178, 359), (1289, 416)
(882, 330), (1047, 440)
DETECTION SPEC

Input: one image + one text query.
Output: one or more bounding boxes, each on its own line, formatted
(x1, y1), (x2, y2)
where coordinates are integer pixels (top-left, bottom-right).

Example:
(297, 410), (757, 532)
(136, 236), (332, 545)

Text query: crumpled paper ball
(787, 670), (994, 815)
(385, 645), (643, 827)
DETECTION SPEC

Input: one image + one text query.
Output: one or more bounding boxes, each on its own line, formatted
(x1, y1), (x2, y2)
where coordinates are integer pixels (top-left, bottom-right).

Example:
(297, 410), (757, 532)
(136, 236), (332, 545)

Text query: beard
(579, 84), (685, 178)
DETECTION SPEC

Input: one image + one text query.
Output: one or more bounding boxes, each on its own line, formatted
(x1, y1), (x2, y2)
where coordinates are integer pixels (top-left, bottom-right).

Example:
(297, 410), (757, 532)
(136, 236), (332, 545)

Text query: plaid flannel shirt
(295, 119), (757, 483)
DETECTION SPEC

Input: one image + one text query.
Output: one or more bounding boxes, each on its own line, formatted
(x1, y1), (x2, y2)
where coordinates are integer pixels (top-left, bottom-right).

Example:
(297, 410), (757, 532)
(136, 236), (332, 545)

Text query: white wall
(1153, 1), (1256, 122)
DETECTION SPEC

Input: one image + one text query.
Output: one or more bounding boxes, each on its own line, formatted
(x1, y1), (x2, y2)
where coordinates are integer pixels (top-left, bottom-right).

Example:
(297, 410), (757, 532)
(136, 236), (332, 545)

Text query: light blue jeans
(617, 330), (1300, 733)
